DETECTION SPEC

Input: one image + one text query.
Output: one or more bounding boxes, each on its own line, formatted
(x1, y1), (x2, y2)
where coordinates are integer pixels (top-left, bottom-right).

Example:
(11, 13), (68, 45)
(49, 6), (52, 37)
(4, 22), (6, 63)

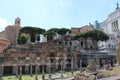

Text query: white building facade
(97, 4), (120, 54)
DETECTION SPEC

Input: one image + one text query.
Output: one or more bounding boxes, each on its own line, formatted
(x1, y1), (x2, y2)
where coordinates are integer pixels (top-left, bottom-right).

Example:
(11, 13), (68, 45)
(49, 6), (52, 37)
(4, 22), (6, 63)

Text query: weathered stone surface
(85, 59), (96, 73)
(74, 73), (96, 80)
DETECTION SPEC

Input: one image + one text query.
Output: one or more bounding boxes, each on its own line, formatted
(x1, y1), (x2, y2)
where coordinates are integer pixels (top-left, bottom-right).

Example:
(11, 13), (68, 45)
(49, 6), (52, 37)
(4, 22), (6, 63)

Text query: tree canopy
(44, 28), (71, 41)
(73, 29), (109, 41)
(18, 33), (27, 45)
(20, 26), (46, 34)
(57, 28), (71, 35)
(20, 26), (46, 42)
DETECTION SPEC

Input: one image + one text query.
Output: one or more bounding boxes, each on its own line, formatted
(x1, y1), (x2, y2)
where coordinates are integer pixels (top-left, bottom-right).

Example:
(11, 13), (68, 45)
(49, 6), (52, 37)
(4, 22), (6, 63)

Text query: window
(108, 44), (111, 48)
(111, 20), (118, 31)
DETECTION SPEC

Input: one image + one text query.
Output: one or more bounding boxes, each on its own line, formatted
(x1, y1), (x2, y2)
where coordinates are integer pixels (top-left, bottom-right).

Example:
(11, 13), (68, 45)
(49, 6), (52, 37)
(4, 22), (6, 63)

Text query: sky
(0, 0), (119, 31)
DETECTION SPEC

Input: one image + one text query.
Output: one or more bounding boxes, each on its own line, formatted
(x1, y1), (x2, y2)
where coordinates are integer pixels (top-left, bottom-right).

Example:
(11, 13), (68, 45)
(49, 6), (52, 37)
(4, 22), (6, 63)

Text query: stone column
(42, 57), (45, 80)
(55, 57), (59, 70)
(19, 64), (22, 80)
(25, 64), (29, 74)
(30, 62), (32, 77)
(2, 64), (3, 76)
(73, 54), (78, 70)
(0, 64), (4, 79)
(61, 60), (63, 78)
(36, 57), (40, 73)
(71, 57), (74, 75)
(16, 64), (18, 78)
(80, 60), (82, 73)
(13, 64), (18, 77)
(63, 53), (67, 70)
(96, 55), (100, 71)
(48, 58), (51, 79)
(116, 43), (120, 65)
(35, 63), (38, 80)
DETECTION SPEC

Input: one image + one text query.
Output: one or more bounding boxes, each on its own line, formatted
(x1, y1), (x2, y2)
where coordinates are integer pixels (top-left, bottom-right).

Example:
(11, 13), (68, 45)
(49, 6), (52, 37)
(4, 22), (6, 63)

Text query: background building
(97, 4), (120, 55)
(0, 17), (21, 46)
(71, 23), (94, 36)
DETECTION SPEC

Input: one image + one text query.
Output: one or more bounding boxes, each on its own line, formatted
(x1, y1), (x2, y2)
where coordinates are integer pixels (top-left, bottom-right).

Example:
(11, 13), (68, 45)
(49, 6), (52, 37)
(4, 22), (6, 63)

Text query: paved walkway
(98, 75), (120, 80)
(44, 72), (74, 80)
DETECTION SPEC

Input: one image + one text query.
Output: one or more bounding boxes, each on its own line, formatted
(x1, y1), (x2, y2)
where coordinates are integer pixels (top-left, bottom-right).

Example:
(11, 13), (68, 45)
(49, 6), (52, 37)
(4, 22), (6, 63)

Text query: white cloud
(0, 18), (9, 27)
(59, 0), (65, 7)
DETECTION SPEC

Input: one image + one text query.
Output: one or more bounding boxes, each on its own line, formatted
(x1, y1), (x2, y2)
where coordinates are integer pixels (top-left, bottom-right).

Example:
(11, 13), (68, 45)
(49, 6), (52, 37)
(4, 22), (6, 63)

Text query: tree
(73, 29), (109, 49)
(57, 28), (71, 40)
(19, 33), (27, 45)
(44, 28), (71, 42)
(20, 26), (46, 42)
(57, 28), (71, 35)
(44, 28), (59, 42)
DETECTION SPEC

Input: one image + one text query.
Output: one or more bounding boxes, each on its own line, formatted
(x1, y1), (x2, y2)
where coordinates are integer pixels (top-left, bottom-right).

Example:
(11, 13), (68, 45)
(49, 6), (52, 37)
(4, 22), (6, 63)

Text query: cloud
(59, 0), (65, 7)
(0, 18), (8, 27)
